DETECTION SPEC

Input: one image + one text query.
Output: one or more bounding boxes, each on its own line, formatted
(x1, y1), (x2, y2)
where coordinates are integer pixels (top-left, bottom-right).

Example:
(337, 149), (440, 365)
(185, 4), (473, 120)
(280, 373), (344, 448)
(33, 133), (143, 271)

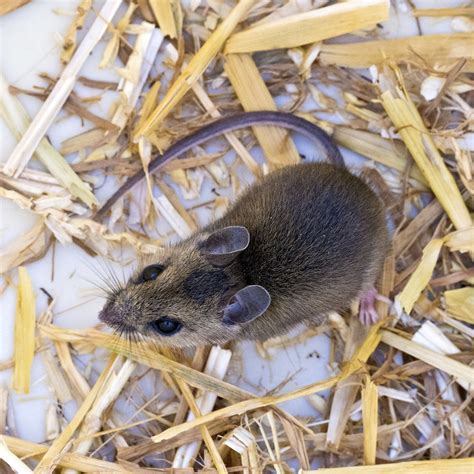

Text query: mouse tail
(94, 111), (344, 221)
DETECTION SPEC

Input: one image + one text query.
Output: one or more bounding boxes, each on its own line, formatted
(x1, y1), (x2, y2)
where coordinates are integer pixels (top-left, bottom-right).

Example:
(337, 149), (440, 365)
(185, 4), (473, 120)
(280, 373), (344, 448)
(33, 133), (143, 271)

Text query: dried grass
(2, 0), (473, 472)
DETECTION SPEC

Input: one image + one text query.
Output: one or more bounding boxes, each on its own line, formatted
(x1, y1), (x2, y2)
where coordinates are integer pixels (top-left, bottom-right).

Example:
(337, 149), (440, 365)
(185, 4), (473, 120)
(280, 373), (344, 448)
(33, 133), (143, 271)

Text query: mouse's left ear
(199, 226), (250, 267)
(223, 285), (271, 325)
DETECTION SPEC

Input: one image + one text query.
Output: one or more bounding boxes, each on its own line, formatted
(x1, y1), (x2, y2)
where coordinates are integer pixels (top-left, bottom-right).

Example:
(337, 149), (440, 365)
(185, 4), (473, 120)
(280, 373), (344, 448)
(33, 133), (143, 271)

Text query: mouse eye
(150, 318), (182, 336)
(140, 264), (164, 282)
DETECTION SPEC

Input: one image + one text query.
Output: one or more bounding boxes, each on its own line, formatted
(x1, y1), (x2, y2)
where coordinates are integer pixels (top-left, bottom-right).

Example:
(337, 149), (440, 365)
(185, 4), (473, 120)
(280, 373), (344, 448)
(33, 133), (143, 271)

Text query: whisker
(80, 277), (113, 298)
(103, 259), (123, 294)
(100, 260), (121, 295)
(81, 259), (120, 296)
(83, 258), (128, 299)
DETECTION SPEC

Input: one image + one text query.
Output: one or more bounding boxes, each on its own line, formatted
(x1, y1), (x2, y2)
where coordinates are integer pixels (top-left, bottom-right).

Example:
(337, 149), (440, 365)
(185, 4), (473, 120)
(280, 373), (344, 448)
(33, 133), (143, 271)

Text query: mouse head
(99, 226), (271, 348)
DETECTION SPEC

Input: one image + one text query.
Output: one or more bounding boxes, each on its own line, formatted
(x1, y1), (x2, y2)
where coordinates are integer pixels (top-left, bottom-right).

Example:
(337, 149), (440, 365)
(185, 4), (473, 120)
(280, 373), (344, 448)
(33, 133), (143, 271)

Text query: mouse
(97, 111), (389, 348)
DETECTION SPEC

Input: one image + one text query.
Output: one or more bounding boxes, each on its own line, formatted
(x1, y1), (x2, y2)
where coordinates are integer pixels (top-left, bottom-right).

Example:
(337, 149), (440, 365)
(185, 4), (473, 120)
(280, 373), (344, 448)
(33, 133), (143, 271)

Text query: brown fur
(99, 163), (389, 348)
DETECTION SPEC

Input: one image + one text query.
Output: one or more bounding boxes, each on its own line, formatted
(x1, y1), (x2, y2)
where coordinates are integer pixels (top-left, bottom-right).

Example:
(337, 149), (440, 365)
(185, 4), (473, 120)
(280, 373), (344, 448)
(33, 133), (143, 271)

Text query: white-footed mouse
(97, 111), (389, 348)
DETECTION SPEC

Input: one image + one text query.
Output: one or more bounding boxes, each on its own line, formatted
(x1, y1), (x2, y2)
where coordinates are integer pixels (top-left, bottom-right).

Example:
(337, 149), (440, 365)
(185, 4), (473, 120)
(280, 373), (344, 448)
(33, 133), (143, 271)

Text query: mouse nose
(99, 301), (134, 332)
(98, 302), (119, 325)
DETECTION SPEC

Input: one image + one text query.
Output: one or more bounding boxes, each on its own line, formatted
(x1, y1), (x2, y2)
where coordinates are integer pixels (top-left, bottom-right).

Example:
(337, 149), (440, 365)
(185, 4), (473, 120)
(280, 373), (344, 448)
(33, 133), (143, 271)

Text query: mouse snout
(98, 301), (119, 325)
(99, 298), (137, 333)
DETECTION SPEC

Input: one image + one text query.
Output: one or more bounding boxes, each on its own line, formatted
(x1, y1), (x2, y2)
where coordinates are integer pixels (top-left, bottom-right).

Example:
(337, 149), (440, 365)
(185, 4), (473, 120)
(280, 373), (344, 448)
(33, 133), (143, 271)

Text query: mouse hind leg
(358, 239), (390, 325)
(359, 287), (380, 325)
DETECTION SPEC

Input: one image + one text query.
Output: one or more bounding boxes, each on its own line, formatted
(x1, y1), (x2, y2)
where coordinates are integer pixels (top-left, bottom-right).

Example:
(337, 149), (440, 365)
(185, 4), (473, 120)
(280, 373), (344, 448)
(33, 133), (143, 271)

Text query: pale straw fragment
(225, 53), (300, 169)
(0, 436), (33, 473)
(135, 0), (255, 138)
(62, 358), (136, 474)
(4, 0), (123, 178)
(0, 74), (97, 207)
(225, 0), (389, 53)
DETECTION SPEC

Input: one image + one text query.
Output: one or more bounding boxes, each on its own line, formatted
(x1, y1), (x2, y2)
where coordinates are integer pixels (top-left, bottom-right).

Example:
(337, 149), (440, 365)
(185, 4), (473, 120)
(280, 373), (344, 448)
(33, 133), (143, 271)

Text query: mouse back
(209, 162), (389, 338)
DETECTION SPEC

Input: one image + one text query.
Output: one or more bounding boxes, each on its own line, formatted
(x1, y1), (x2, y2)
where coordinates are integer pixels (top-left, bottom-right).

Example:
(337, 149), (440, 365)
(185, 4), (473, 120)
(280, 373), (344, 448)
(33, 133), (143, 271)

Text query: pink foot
(359, 288), (380, 326)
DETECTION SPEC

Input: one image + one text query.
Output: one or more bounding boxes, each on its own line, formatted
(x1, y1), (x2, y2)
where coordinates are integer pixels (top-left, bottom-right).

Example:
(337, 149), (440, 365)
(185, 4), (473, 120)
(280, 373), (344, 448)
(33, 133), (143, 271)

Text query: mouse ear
(200, 226), (250, 267)
(223, 285), (271, 325)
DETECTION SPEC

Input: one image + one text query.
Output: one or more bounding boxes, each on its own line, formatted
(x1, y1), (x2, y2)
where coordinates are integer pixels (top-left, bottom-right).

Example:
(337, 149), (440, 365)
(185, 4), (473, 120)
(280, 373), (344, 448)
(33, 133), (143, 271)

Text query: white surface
(0, 0), (461, 460)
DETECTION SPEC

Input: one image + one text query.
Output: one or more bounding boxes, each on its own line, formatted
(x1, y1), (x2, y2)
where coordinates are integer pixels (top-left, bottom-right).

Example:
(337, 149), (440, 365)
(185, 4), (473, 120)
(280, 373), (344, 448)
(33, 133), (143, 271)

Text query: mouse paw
(358, 288), (379, 326)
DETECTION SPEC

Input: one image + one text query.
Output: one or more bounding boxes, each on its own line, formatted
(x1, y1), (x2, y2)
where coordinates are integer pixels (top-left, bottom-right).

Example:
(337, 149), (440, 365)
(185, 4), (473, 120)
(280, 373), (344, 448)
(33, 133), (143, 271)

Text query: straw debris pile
(0, 0), (473, 472)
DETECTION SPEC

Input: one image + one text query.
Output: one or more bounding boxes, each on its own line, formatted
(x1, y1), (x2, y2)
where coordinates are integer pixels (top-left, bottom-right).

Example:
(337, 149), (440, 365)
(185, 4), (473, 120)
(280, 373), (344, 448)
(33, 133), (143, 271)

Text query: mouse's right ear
(199, 226), (250, 267)
(223, 285), (271, 325)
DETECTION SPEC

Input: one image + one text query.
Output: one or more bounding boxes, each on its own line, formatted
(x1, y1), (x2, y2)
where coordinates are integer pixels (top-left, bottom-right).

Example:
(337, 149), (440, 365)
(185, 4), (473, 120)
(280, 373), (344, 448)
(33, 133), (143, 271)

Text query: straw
(4, 0), (122, 177)
(135, 0), (254, 138)
(13, 267), (35, 394)
(225, 0), (389, 53)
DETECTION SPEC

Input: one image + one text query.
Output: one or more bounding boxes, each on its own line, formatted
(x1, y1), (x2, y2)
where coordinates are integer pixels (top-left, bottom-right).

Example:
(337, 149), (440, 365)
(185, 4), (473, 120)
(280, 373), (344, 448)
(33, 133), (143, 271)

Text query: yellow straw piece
(362, 375), (378, 465)
(445, 287), (474, 324)
(320, 34), (474, 69)
(380, 330), (474, 386)
(149, 0), (181, 38)
(397, 239), (444, 314)
(304, 457), (474, 473)
(13, 267), (36, 394)
(134, 0), (254, 138)
(224, 53), (300, 168)
(225, 0), (389, 53)
(379, 64), (472, 231)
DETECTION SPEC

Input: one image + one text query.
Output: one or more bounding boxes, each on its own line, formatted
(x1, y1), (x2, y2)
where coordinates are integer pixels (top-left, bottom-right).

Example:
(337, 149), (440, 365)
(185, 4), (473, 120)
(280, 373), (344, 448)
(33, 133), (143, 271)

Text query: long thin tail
(94, 111), (344, 220)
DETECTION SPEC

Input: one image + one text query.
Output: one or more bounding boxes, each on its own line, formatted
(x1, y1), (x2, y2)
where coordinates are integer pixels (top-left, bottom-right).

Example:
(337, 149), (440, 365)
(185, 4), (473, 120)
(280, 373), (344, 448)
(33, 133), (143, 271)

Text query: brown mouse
(98, 111), (389, 348)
